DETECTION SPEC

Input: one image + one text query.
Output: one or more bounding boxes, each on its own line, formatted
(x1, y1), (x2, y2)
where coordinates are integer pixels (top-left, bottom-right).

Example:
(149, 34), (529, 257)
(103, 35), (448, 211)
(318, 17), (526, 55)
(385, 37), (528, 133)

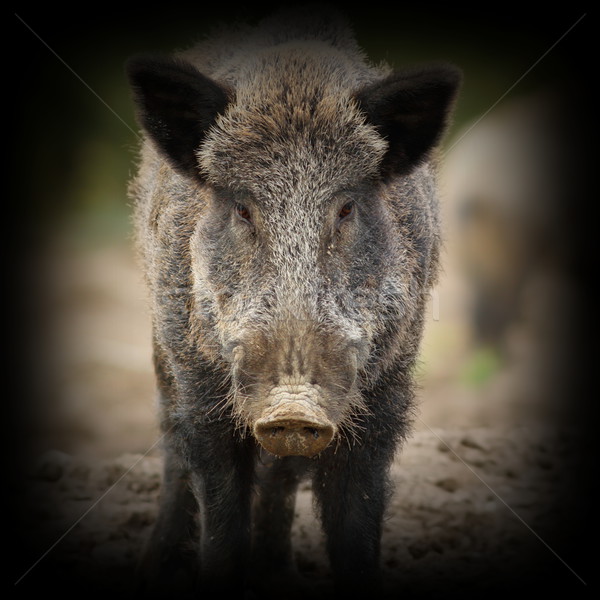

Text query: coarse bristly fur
(127, 5), (460, 597)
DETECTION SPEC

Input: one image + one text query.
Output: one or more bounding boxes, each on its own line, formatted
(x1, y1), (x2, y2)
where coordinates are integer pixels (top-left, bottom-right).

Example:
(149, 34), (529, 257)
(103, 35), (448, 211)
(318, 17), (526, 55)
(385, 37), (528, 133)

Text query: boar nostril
(304, 427), (320, 439)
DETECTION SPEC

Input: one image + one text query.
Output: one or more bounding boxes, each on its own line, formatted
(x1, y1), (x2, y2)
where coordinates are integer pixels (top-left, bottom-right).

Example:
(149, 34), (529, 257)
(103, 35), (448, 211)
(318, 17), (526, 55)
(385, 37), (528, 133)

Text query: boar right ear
(126, 55), (230, 180)
(355, 65), (461, 178)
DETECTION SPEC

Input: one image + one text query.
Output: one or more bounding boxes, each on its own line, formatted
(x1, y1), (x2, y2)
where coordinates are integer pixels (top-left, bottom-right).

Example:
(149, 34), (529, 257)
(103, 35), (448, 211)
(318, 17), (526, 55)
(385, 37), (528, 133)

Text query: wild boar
(126, 7), (459, 596)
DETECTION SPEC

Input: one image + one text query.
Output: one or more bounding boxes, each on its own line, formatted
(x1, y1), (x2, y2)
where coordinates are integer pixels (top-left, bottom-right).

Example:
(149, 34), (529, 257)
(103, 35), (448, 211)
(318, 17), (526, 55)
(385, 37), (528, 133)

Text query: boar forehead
(197, 44), (387, 199)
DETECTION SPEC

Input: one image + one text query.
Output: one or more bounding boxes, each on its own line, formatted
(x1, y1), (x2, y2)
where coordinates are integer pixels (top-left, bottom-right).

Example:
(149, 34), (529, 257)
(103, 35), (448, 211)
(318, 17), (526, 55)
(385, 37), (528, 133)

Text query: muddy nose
(254, 416), (334, 457)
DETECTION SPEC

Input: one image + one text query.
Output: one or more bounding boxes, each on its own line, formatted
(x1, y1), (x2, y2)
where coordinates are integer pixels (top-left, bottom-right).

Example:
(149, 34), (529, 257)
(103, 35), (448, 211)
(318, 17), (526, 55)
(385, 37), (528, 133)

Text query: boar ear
(126, 55), (230, 180)
(355, 65), (461, 177)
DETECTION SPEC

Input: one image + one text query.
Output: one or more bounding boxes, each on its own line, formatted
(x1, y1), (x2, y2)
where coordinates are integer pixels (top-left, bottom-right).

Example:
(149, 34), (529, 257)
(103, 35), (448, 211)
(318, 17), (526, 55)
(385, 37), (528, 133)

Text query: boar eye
(235, 203), (252, 225)
(338, 201), (355, 222)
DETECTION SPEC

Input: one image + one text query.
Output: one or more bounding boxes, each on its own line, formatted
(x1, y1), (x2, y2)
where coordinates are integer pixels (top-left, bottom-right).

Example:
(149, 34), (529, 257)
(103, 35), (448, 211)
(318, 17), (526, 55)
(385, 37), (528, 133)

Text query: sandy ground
(13, 237), (590, 598)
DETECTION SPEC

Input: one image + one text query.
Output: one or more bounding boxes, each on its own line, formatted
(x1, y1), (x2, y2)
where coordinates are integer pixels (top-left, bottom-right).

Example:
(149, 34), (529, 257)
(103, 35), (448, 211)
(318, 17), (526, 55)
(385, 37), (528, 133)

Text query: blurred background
(9, 2), (593, 592)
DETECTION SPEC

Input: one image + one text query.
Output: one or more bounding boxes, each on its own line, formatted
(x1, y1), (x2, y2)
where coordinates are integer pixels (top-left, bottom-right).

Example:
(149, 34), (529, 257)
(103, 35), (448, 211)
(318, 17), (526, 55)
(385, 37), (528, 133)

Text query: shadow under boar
(126, 8), (459, 597)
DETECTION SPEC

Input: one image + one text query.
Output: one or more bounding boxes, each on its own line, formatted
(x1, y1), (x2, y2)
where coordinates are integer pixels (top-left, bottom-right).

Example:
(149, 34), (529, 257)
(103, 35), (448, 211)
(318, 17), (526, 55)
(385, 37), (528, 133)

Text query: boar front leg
(314, 446), (391, 596)
(186, 419), (256, 593)
(252, 454), (310, 574)
(313, 385), (405, 597)
(152, 347), (256, 593)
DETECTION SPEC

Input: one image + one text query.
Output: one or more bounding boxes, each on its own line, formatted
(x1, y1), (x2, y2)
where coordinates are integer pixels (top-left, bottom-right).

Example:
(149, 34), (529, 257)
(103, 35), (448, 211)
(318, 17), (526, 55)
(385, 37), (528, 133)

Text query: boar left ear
(355, 65), (461, 178)
(126, 55), (231, 180)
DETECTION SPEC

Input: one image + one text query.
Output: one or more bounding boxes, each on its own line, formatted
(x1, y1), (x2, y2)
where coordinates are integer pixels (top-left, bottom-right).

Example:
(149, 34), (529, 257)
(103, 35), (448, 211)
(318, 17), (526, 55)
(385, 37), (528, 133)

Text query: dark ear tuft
(355, 64), (461, 177)
(125, 55), (231, 180)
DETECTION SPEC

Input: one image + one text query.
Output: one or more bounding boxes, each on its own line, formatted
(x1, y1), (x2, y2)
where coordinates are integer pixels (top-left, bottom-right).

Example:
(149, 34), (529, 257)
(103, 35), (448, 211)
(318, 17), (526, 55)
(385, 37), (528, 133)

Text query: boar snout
(228, 323), (363, 457)
(253, 393), (336, 457)
(254, 415), (335, 457)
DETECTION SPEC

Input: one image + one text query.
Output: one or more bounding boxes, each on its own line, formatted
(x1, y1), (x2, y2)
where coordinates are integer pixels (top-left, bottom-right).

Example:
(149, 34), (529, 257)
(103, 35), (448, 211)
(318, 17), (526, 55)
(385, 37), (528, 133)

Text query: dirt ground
(14, 230), (590, 598)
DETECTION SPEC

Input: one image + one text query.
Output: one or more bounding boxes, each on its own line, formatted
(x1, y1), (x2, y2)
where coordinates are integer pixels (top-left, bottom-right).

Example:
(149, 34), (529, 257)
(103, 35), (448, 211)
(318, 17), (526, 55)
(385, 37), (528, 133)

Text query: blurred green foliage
(459, 347), (503, 387)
